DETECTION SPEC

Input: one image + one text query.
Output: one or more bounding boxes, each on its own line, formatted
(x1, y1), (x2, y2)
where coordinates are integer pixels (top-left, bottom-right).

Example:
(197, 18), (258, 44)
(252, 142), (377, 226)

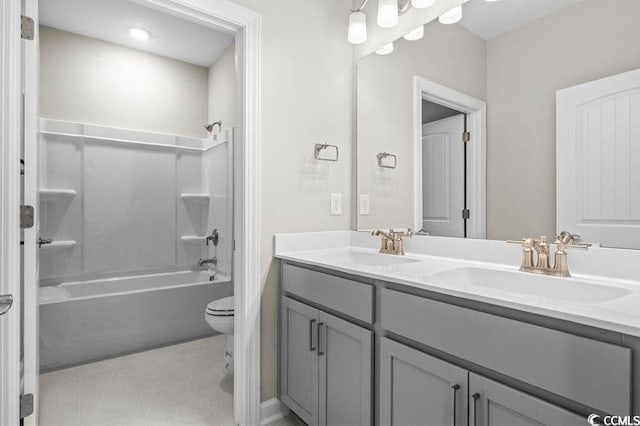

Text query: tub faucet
(198, 257), (217, 267)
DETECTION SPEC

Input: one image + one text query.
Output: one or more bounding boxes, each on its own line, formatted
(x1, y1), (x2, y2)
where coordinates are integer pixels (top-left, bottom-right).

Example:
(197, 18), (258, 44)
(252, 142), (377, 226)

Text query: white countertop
(274, 231), (640, 337)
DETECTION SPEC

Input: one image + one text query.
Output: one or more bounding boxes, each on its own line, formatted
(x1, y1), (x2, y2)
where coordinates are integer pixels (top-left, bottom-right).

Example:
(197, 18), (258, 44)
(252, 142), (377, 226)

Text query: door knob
(0, 294), (13, 316)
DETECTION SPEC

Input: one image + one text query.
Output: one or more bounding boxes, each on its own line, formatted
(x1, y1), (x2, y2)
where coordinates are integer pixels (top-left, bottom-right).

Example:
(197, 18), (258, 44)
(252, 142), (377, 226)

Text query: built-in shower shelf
(180, 235), (206, 244)
(39, 189), (77, 201)
(180, 193), (210, 203)
(40, 240), (77, 252)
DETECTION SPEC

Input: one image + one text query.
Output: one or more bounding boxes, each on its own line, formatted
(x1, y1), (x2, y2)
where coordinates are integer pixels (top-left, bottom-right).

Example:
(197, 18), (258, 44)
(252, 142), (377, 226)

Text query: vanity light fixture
(403, 25), (424, 41)
(411, 0), (435, 8)
(129, 27), (150, 40)
(348, 10), (367, 44)
(438, 5), (462, 24)
(377, 0), (399, 28)
(375, 42), (394, 55)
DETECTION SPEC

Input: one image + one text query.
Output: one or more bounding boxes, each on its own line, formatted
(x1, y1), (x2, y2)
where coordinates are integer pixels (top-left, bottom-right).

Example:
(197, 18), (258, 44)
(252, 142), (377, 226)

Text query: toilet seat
(206, 296), (234, 317)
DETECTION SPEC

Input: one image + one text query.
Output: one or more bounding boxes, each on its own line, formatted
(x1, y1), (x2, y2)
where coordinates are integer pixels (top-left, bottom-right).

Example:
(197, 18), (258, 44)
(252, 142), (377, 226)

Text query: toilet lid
(206, 296), (234, 315)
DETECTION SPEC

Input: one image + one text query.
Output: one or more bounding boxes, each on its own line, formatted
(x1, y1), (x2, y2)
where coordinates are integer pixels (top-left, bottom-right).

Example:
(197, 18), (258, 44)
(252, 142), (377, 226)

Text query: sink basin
(429, 267), (632, 304)
(313, 250), (421, 268)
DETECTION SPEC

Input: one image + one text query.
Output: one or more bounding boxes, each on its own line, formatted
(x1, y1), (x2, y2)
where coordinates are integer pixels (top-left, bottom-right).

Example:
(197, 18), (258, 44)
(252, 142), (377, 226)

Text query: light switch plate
(330, 193), (343, 216)
(359, 194), (370, 215)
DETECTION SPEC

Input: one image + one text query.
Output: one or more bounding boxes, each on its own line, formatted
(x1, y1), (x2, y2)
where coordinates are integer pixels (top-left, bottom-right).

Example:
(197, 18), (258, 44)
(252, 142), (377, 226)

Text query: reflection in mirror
(356, 0), (640, 249)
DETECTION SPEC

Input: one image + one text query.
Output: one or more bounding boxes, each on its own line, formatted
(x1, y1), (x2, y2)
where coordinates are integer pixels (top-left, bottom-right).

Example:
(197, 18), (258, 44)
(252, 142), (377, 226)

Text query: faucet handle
(555, 231), (579, 245)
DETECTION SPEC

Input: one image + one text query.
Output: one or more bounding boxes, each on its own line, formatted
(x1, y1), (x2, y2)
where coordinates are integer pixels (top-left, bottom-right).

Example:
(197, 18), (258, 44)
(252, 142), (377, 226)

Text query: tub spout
(198, 257), (217, 267)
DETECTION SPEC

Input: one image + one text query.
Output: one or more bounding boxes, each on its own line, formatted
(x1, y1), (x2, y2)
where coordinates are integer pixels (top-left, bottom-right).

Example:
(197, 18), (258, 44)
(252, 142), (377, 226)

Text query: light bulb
(348, 11), (367, 44)
(377, 0), (398, 28)
(411, 0), (435, 8)
(129, 27), (150, 40)
(403, 25), (424, 41)
(439, 5), (462, 24)
(375, 42), (394, 55)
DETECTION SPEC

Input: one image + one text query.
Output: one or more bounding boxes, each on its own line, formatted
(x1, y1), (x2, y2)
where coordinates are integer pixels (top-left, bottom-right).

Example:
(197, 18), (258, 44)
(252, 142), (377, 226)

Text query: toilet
(205, 296), (234, 375)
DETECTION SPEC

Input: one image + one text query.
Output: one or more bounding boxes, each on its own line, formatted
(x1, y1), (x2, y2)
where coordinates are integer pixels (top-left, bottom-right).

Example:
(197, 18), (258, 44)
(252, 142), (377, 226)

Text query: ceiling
(39, 0), (235, 67)
(459, 0), (583, 40)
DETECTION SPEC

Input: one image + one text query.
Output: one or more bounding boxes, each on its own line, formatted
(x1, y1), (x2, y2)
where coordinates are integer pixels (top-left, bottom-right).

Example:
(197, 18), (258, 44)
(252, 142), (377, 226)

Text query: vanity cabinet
(380, 338), (467, 426)
(279, 262), (637, 425)
(380, 338), (585, 426)
(280, 296), (372, 426)
(469, 374), (584, 426)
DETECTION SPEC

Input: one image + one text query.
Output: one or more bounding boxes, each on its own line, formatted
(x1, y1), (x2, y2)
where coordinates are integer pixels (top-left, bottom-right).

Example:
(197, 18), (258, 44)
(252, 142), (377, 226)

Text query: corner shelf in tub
(180, 193), (210, 203)
(181, 235), (207, 244)
(40, 240), (77, 253)
(39, 189), (77, 201)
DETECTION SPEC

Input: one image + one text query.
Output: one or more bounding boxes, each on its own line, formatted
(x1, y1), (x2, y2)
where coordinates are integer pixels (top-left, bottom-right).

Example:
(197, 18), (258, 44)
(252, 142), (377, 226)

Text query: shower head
(204, 120), (222, 133)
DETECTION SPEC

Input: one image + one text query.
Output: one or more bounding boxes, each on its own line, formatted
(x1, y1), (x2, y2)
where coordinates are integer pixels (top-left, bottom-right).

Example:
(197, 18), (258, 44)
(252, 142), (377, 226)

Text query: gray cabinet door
(318, 311), (372, 426)
(281, 297), (319, 426)
(469, 374), (585, 426)
(379, 338), (468, 426)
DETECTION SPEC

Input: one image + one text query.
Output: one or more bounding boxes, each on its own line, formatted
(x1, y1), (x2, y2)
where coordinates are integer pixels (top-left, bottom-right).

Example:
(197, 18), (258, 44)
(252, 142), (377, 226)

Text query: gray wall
(40, 26), (209, 138)
(486, 0), (640, 240)
(230, 0), (354, 401)
(207, 43), (236, 131)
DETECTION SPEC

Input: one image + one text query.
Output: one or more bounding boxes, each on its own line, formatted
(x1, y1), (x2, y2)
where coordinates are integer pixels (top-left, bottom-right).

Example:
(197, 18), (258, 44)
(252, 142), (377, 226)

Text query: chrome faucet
(508, 232), (590, 277)
(372, 228), (413, 255)
(198, 257), (218, 267)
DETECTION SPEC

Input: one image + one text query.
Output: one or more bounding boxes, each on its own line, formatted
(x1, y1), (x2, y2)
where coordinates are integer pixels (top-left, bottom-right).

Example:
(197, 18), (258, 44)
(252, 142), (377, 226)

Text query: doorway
(413, 76), (487, 239)
(420, 101), (467, 237)
(1, 0), (262, 425)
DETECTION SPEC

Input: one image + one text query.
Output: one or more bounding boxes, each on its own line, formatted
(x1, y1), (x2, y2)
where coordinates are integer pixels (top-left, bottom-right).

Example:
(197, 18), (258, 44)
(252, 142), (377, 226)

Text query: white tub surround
(274, 231), (640, 337)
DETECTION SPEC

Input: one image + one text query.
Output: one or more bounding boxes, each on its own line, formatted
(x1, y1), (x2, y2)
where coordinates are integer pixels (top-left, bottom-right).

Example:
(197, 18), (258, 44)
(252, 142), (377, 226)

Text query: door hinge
(20, 205), (34, 228)
(21, 15), (34, 40)
(462, 131), (471, 143)
(20, 394), (34, 418)
(462, 209), (470, 220)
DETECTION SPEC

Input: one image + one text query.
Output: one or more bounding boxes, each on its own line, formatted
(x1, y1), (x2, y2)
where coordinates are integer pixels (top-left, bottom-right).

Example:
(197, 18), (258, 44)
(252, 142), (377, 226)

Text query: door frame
(17, 0), (262, 425)
(413, 75), (486, 238)
(0, 0), (22, 422)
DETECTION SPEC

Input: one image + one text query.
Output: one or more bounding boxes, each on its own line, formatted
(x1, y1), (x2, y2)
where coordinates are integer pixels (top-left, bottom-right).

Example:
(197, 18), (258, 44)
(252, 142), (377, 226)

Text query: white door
(1, 0), (24, 424)
(557, 68), (640, 248)
(421, 114), (465, 237)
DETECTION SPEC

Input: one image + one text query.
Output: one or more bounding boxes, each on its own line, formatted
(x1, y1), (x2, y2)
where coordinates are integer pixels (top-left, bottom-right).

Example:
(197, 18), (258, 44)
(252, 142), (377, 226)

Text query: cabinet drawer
(283, 263), (374, 323)
(381, 288), (631, 415)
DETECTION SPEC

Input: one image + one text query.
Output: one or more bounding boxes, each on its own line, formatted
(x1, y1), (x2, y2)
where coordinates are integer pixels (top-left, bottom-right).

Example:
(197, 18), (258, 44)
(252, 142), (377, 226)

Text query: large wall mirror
(356, 0), (640, 249)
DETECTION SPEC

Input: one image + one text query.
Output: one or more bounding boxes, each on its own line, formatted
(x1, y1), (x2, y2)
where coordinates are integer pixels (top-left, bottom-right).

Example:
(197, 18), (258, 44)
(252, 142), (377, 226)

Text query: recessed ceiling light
(129, 27), (151, 41)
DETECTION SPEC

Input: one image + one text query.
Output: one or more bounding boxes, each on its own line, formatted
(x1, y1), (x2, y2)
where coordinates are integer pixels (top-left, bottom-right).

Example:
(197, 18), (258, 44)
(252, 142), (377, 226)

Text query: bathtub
(39, 270), (232, 371)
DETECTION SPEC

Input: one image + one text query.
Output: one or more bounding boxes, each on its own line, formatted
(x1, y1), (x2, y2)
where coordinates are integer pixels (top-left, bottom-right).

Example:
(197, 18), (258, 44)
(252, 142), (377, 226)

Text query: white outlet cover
(359, 194), (370, 215)
(330, 193), (343, 216)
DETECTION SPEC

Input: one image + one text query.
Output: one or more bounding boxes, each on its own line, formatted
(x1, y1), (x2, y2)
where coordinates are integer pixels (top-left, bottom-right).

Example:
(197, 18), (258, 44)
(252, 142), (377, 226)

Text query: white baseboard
(260, 398), (290, 425)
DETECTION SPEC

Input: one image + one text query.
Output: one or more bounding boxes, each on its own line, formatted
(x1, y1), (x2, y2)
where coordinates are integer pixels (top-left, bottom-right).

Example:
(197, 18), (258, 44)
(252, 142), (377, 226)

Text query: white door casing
(557, 68), (640, 249)
(0, 0), (23, 424)
(413, 76), (486, 239)
(421, 115), (465, 237)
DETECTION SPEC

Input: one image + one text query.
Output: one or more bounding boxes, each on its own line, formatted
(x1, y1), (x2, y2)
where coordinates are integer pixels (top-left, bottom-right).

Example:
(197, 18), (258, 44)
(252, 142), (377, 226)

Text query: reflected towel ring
(377, 152), (396, 169)
(314, 144), (339, 162)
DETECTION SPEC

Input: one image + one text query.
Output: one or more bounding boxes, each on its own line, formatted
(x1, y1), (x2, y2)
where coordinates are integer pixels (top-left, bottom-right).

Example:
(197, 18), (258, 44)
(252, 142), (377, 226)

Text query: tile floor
(40, 335), (306, 426)
(40, 336), (234, 426)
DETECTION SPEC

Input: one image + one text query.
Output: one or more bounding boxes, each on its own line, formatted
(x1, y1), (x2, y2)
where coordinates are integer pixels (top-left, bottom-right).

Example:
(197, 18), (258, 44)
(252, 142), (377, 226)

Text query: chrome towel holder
(314, 143), (339, 162)
(377, 152), (397, 169)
